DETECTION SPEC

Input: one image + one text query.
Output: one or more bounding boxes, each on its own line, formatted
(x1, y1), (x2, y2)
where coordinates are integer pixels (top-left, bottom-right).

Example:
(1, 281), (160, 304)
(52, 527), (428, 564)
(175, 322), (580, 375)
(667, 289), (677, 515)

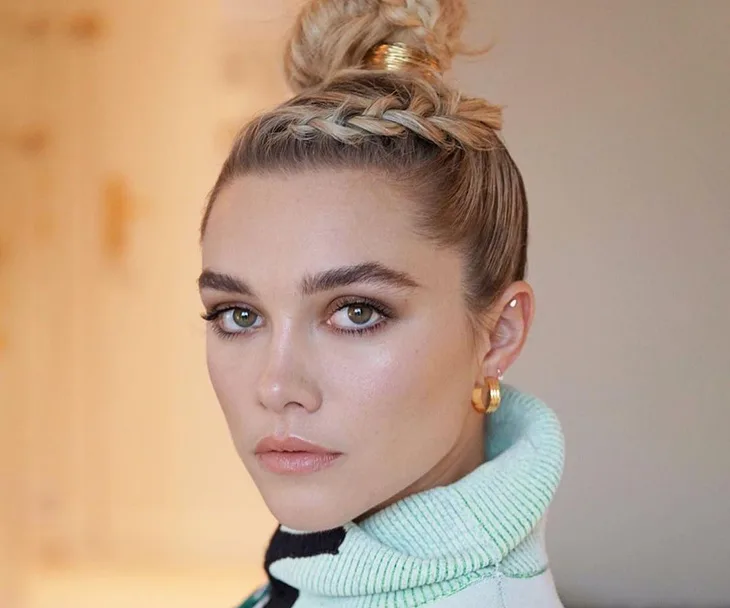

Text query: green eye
(325, 292), (396, 336)
(231, 308), (257, 328)
(347, 305), (374, 325)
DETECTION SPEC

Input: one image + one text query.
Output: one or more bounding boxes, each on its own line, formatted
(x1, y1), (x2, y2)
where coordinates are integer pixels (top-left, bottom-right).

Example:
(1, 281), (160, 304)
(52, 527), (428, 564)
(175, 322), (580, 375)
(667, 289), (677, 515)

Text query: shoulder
(235, 584), (270, 608)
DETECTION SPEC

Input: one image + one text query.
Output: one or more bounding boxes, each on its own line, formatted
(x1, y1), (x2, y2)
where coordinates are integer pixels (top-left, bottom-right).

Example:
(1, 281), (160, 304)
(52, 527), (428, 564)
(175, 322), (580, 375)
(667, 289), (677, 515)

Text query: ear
(478, 281), (535, 380)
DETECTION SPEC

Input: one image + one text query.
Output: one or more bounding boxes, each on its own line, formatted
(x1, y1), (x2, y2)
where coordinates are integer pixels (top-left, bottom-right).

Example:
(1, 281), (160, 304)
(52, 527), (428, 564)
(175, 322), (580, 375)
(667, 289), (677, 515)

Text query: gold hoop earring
(471, 377), (502, 414)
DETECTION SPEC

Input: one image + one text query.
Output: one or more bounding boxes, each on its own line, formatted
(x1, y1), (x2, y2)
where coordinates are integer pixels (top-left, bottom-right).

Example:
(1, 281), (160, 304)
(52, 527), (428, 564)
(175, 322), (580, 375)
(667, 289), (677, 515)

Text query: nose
(255, 324), (322, 415)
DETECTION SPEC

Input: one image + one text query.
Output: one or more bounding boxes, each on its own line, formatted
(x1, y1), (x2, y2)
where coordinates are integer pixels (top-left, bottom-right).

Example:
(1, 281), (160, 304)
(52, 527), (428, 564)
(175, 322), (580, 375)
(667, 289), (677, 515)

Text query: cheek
(322, 323), (474, 448)
(317, 324), (475, 515)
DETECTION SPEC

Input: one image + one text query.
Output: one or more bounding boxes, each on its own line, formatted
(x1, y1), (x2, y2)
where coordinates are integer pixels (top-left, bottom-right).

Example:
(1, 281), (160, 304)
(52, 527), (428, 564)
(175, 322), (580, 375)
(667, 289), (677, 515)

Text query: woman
(198, 0), (565, 606)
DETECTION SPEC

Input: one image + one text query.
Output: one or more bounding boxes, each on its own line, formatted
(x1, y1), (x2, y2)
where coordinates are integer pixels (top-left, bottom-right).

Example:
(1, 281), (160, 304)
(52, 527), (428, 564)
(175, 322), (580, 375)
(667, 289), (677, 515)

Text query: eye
(328, 302), (385, 332)
(203, 307), (262, 336)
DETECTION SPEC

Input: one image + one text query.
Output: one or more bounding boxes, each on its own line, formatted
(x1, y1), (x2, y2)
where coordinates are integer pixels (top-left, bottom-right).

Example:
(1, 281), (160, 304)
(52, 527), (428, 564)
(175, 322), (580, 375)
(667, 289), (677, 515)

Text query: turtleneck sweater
(239, 385), (566, 608)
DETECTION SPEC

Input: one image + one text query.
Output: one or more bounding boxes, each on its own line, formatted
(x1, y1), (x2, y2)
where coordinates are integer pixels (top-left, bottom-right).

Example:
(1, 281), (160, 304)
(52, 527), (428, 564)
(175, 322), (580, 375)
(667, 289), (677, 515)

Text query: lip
(255, 436), (342, 475)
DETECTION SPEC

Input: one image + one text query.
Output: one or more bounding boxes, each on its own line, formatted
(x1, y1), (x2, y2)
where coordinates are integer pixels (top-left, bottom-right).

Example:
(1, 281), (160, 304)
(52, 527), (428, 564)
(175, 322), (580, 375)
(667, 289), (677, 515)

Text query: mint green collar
(270, 385), (565, 603)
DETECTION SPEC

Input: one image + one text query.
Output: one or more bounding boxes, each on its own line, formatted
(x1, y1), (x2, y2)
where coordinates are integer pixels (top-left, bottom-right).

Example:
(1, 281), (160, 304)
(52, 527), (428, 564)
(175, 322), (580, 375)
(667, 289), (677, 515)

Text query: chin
(275, 511), (343, 533)
(259, 482), (362, 532)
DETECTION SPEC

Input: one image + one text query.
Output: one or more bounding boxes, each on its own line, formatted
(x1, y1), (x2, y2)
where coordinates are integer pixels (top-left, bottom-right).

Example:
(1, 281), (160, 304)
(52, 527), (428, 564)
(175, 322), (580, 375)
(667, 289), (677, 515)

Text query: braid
(269, 72), (503, 151)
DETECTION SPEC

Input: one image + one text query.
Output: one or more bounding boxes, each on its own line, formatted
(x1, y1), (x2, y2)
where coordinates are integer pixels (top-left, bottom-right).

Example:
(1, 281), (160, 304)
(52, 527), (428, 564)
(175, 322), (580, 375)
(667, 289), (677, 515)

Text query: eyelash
(200, 297), (393, 340)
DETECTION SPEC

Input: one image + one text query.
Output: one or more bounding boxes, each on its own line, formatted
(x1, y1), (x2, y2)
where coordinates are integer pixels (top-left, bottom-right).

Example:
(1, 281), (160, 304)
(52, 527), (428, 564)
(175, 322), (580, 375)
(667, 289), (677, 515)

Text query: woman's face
(200, 169), (484, 531)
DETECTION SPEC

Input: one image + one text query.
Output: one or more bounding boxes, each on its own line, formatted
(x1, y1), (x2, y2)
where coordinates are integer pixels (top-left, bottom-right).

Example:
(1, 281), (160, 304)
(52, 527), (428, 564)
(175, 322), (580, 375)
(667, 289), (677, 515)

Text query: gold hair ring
(471, 376), (502, 415)
(363, 42), (442, 75)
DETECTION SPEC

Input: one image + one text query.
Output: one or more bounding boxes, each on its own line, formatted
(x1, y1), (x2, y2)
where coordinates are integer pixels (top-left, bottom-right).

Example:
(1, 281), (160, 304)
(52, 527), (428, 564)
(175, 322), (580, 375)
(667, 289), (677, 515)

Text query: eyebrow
(197, 262), (421, 298)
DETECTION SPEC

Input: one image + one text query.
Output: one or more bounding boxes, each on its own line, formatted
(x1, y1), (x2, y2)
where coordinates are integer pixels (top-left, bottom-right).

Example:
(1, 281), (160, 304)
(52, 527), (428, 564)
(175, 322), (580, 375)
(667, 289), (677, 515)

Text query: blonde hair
(202, 0), (529, 334)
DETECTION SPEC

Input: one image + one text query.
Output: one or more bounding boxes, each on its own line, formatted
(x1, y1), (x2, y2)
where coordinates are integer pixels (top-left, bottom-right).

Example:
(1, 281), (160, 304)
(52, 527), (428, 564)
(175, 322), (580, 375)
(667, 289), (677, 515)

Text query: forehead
(202, 169), (461, 287)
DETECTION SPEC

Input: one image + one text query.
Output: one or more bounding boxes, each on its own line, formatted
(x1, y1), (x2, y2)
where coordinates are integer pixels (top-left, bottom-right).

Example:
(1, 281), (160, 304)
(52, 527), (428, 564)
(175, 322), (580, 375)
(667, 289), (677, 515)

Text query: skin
(199, 169), (534, 532)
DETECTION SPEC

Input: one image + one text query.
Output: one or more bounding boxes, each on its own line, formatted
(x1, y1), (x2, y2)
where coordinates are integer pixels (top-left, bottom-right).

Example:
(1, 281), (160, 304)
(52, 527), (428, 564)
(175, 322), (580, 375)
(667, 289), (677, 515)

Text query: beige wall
(462, 1), (730, 606)
(1, 1), (728, 607)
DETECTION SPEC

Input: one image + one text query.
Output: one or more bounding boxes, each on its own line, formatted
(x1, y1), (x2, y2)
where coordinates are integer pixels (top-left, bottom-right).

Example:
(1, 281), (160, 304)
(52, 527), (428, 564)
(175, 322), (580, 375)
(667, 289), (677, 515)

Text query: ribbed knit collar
(263, 385), (565, 606)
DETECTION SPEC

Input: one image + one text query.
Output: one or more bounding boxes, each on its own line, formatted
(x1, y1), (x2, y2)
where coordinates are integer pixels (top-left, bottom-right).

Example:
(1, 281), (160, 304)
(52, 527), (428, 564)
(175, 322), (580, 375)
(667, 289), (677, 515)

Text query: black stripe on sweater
(263, 526), (347, 608)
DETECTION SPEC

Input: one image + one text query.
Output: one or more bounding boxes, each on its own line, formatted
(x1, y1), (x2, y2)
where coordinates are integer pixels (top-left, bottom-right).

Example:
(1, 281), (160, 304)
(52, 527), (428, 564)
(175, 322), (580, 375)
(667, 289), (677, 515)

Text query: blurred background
(1, 1), (728, 607)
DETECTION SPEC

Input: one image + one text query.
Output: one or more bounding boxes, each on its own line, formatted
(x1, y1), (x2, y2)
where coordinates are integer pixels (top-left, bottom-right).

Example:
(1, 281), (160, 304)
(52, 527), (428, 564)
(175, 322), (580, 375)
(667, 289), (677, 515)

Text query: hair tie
(363, 42), (442, 77)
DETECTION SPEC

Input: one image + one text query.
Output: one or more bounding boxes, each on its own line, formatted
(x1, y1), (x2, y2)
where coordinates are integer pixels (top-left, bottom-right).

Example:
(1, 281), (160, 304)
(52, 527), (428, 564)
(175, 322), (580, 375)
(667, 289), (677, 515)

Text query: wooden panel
(2, 1), (295, 605)
(1, 1), (59, 601)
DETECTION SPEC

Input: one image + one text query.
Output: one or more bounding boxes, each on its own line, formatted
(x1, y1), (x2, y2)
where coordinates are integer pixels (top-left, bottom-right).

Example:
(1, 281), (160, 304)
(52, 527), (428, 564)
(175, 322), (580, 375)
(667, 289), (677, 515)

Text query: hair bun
(284, 0), (468, 92)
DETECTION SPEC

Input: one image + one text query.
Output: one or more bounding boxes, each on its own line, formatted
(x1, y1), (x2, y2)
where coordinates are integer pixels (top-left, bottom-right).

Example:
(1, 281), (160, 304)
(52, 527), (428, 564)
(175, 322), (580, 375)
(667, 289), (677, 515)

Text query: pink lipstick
(255, 436), (342, 475)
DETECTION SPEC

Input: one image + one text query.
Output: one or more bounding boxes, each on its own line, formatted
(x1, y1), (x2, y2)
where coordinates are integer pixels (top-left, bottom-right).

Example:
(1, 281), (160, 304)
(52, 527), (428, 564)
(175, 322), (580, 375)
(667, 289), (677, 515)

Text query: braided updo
(203, 0), (529, 335)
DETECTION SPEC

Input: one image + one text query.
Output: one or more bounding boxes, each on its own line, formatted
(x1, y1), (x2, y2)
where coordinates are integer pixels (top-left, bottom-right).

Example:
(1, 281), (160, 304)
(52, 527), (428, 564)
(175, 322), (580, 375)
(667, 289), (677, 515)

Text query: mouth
(254, 436), (342, 475)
